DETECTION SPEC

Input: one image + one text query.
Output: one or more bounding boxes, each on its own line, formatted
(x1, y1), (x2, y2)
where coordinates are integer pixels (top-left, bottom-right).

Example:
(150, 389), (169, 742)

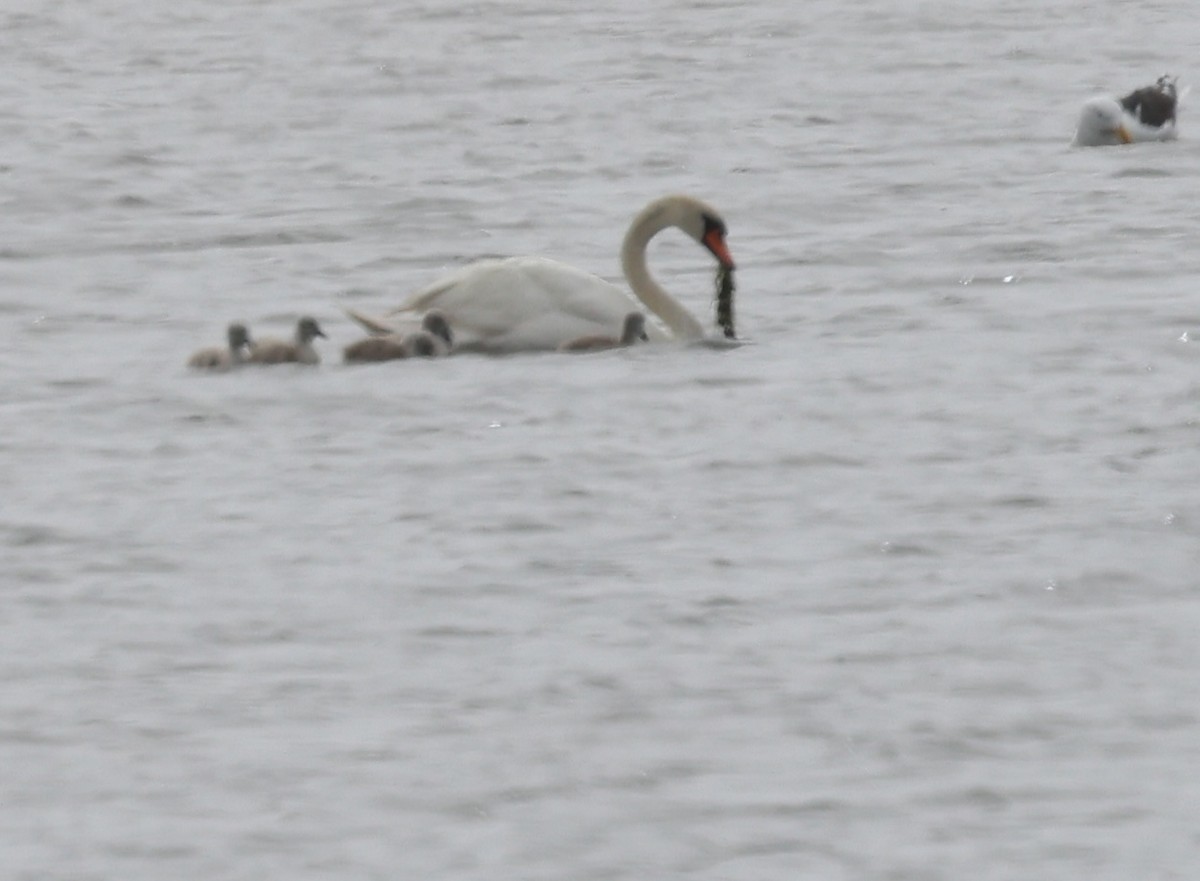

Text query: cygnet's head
(227, 323), (252, 350)
(621, 312), (648, 344)
(422, 311), (453, 347)
(296, 316), (327, 343)
(1075, 97), (1133, 146)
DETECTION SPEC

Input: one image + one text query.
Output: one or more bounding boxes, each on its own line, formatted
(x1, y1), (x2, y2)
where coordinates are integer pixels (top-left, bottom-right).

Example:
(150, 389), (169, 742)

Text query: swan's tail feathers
(343, 307), (400, 335)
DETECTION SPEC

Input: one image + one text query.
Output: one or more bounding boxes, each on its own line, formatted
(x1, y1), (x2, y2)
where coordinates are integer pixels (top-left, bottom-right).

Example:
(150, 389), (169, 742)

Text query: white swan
(345, 194), (736, 354)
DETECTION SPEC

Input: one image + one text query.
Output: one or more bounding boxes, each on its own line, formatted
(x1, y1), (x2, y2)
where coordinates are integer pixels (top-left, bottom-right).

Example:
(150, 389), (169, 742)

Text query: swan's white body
(379, 256), (673, 352)
(347, 194), (735, 354)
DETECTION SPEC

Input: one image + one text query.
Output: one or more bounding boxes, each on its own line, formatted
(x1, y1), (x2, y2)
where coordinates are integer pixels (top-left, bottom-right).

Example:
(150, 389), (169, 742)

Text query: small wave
(1112, 167), (1175, 179)
(0, 522), (79, 548)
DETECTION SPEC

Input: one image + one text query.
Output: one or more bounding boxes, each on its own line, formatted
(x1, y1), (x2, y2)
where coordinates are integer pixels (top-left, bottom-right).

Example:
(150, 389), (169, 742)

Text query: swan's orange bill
(703, 229), (736, 269)
(1115, 124), (1133, 144)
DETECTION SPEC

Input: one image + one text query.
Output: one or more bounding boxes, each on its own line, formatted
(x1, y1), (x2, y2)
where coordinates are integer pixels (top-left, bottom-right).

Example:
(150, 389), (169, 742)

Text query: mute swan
(345, 194), (736, 353)
(1074, 76), (1181, 146)
(247, 317), (326, 365)
(343, 311), (454, 362)
(558, 312), (648, 353)
(188, 323), (253, 371)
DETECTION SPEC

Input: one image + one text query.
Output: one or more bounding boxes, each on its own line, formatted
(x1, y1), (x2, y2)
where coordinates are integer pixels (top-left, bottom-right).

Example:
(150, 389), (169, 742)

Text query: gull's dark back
(1120, 76), (1178, 128)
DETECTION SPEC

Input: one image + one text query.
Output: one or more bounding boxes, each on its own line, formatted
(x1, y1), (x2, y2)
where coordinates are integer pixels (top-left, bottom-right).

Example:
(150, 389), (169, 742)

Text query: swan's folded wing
(369, 255), (672, 351)
(385, 259), (515, 317)
(387, 257), (629, 315)
(342, 310), (443, 345)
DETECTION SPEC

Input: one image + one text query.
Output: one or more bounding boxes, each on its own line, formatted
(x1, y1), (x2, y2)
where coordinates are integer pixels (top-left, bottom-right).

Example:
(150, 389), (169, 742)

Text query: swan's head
(680, 197), (736, 270)
(226, 323), (252, 351)
(1074, 97), (1133, 146)
(698, 211), (736, 270)
(638, 194), (736, 270)
(296, 316), (327, 344)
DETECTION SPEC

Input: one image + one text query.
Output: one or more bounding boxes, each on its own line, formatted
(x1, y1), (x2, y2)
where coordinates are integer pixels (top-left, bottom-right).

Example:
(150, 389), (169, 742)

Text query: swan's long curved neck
(620, 209), (706, 341)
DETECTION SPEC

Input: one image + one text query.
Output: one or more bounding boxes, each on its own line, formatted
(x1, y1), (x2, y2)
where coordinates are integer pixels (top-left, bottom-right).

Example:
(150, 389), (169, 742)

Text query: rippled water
(5, 1), (1200, 878)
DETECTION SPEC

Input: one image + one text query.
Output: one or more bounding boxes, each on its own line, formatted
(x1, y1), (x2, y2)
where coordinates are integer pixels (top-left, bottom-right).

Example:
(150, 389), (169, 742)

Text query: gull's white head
(1074, 97), (1134, 147)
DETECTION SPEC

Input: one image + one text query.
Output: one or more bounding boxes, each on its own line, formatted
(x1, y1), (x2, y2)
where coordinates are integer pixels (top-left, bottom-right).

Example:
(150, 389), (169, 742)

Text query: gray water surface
(4, 1), (1200, 878)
